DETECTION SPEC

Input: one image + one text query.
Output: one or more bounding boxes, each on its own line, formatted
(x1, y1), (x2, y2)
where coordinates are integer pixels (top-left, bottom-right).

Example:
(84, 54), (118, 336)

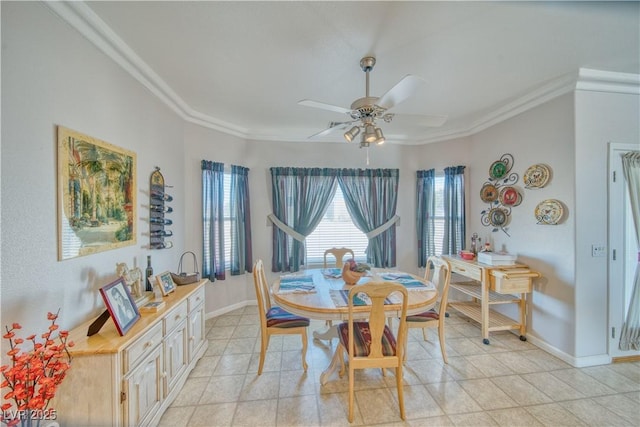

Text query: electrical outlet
(592, 244), (606, 257)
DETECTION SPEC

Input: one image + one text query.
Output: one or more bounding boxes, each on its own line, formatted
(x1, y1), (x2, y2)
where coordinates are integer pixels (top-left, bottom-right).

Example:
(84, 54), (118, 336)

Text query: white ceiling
(56, 1), (639, 145)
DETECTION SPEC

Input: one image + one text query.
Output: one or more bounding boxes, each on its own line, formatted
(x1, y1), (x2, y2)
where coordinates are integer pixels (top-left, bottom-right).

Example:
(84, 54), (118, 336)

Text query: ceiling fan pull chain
(366, 145), (370, 166)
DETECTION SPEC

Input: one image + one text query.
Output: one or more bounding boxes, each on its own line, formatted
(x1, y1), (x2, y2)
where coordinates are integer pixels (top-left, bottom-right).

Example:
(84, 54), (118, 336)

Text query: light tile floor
(160, 306), (640, 426)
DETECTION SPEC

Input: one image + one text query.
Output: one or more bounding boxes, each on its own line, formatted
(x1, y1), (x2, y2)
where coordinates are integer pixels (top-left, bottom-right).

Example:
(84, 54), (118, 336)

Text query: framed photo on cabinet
(100, 278), (141, 336)
(156, 271), (176, 296)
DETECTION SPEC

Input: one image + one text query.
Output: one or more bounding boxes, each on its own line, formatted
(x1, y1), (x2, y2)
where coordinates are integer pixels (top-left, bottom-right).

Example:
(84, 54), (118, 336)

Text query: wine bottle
(150, 217), (173, 225)
(150, 204), (173, 213)
(145, 256), (153, 292)
(151, 190), (173, 202)
(150, 241), (173, 250)
(149, 229), (173, 237)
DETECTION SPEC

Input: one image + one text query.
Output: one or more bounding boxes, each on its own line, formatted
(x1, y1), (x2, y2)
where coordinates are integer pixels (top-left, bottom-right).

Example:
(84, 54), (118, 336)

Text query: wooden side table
(442, 255), (540, 345)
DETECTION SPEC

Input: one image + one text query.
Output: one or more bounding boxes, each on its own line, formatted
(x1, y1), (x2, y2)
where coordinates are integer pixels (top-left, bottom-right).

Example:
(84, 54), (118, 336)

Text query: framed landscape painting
(57, 126), (136, 260)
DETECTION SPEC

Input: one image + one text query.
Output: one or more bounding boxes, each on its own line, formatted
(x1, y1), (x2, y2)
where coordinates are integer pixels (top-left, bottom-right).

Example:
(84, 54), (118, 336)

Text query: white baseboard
(526, 334), (612, 367)
(205, 299), (256, 320)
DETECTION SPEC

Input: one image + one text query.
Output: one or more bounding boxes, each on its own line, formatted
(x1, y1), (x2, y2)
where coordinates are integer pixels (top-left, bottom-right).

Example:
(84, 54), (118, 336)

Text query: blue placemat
(330, 289), (401, 307)
(278, 275), (316, 293)
(380, 273), (433, 290)
(322, 268), (342, 279)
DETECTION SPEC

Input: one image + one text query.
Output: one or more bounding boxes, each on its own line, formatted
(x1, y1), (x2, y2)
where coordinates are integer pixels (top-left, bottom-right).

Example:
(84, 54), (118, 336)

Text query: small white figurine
(116, 262), (143, 298)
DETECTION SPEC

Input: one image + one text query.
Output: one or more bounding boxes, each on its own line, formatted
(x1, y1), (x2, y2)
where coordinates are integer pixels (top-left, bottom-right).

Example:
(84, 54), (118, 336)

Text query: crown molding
(45, 2), (639, 146)
(576, 68), (640, 94)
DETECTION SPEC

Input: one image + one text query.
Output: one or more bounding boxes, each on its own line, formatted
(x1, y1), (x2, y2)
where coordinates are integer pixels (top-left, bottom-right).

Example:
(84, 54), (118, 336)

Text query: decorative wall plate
(489, 160), (508, 180)
(535, 199), (564, 225)
(480, 184), (498, 202)
(488, 207), (508, 227)
(499, 186), (521, 206)
(524, 164), (551, 189)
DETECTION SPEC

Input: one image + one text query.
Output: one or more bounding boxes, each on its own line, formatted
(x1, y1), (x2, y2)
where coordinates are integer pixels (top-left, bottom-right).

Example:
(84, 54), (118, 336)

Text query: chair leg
(438, 322), (448, 364)
(396, 365), (405, 420)
(258, 332), (270, 375)
(348, 366), (355, 423)
(301, 328), (309, 372)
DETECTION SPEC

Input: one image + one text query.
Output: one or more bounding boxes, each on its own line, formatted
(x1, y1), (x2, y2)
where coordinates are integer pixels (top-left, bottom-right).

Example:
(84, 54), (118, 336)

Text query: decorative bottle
(470, 233), (479, 255)
(145, 255), (153, 292)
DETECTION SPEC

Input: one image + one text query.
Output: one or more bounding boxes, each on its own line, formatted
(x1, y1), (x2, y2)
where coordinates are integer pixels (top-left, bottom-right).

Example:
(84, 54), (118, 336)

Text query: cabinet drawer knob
(144, 341), (153, 349)
(175, 314), (181, 320)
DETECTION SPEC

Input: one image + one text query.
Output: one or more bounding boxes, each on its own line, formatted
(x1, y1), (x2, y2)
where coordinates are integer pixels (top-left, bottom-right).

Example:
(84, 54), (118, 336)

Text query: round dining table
(271, 268), (438, 384)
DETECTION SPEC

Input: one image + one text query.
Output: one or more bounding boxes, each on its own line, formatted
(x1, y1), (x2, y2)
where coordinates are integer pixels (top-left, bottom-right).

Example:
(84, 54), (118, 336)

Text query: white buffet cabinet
(53, 280), (208, 426)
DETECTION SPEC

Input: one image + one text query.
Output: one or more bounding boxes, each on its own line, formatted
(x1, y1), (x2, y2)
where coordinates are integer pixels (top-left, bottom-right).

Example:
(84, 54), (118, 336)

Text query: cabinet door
(164, 318), (188, 394)
(188, 304), (205, 361)
(123, 345), (163, 427)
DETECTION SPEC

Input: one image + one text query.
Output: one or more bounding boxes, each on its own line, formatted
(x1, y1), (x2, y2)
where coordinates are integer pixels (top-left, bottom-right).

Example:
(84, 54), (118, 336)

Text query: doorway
(608, 143), (640, 359)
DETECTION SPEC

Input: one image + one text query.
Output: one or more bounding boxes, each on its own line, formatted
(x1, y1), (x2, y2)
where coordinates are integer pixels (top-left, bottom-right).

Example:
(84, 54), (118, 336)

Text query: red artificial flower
(1, 311), (72, 418)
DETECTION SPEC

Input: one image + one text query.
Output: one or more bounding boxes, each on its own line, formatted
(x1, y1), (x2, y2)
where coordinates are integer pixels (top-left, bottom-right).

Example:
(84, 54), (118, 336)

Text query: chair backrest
(425, 256), (452, 315)
(252, 259), (270, 329)
(323, 247), (355, 268)
(347, 282), (408, 360)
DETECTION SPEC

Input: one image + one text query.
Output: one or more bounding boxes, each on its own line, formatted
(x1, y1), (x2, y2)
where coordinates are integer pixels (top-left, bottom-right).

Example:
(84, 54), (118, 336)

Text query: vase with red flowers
(0, 311), (74, 427)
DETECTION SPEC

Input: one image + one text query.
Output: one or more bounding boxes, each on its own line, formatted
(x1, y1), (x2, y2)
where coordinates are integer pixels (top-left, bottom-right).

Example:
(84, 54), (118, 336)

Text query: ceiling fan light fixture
(344, 126), (360, 143)
(374, 127), (385, 145)
(363, 124), (377, 144)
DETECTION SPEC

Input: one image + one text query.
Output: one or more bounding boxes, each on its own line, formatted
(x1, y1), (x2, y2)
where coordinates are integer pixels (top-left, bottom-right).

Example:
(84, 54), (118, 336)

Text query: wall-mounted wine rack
(149, 167), (173, 249)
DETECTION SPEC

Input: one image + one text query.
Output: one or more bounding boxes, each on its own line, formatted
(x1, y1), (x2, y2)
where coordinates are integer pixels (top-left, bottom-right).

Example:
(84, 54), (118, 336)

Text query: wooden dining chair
(252, 259), (309, 375)
(329, 282), (409, 422)
(323, 247), (355, 269)
(405, 256), (452, 363)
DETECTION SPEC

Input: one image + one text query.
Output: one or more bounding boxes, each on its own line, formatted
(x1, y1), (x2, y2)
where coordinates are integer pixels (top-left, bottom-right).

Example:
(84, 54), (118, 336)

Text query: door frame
(608, 142), (640, 359)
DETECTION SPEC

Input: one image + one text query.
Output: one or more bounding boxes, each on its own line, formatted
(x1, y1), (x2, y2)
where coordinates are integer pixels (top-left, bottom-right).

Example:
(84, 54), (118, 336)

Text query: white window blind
(434, 175), (445, 256)
(223, 173), (232, 269)
(305, 186), (368, 265)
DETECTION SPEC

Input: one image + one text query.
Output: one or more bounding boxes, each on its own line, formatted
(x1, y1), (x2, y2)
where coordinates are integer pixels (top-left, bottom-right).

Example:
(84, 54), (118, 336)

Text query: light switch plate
(591, 244), (606, 257)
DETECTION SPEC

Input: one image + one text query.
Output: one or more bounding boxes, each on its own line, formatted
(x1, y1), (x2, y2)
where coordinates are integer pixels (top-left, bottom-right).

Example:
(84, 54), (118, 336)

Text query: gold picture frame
(57, 126), (136, 260)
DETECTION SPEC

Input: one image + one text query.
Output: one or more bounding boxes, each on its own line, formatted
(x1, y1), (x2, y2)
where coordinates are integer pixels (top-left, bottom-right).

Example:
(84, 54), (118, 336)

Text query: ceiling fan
(299, 56), (448, 147)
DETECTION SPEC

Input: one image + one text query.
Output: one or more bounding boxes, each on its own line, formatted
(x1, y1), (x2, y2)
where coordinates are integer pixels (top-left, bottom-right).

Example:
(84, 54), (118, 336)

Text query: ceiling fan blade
(308, 121), (353, 139)
(377, 75), (426, 111)
(298, 99), (352, 115)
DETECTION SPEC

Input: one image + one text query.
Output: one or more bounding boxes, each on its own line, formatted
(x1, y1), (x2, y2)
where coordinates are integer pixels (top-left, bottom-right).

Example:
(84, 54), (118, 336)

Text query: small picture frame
(99, 277), (141, 336)
(156, 271), (176, 296)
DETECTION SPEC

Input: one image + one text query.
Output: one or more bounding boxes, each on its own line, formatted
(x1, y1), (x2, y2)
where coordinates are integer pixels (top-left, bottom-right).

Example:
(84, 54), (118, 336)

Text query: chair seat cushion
(337, 322), (397, 357)
(406, 308), (439, 322)
(266, 306), (310, 328)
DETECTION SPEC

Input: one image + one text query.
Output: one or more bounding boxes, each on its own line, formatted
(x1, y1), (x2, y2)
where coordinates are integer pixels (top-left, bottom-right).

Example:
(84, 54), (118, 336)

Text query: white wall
(1, 2), (186, 335)
(464, 94), (578, 356)
(574, 89), (640, 359)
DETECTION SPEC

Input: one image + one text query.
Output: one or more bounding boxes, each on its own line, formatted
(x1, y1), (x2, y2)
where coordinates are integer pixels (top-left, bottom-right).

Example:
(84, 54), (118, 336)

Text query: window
(305, 186), (368, 265)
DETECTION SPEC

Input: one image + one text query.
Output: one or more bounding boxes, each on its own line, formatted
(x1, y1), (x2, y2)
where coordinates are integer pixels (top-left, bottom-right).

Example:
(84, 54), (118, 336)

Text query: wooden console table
(52, 280), (208, 426)
(442, 255), (540, 345)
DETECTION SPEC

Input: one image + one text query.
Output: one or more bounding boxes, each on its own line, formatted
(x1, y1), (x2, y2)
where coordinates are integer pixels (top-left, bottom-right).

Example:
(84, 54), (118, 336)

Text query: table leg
(320, 344), (343, 385)
(481, 270), (490, 344)
(313, 324), (338, 341)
